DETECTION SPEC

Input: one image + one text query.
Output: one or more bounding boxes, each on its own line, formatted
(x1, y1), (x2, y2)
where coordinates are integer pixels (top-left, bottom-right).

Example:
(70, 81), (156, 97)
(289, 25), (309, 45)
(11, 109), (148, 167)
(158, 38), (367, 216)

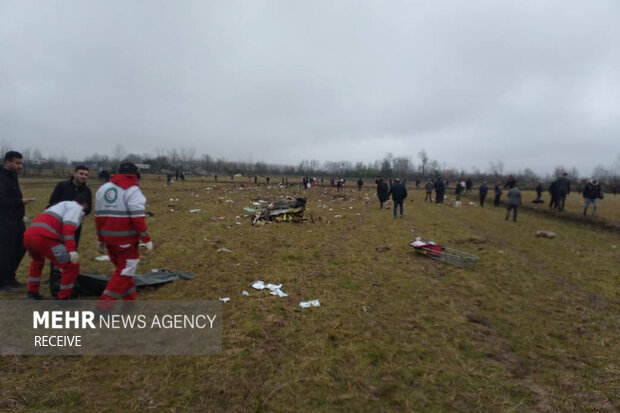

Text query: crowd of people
(0, 151), (152, 313)
(1, 148), (612, 299)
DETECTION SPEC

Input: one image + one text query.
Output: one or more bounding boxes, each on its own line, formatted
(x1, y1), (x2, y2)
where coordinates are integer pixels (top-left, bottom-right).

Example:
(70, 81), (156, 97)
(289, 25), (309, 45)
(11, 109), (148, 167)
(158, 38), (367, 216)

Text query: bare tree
(112, 144), (125, 166)
(418, 150), (429, 178)
(179, 147), (196, 168)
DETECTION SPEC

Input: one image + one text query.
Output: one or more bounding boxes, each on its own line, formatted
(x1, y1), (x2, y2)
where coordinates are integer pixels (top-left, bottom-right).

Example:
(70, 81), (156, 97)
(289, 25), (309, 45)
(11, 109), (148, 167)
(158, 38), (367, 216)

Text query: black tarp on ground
(75, 270), (195, 296)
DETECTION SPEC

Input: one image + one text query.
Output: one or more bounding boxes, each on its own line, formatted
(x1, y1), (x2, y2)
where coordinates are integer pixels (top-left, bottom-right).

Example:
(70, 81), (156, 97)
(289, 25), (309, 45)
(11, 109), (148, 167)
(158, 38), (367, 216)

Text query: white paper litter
(190, 209), (202, 213)
(94, 255), (110, 261)
(252, 281), (266, 290)
(242, 291), (250, 296)
(219, 297), (230, 303)
(265, 283), (282, 291)
(299, 299), (320, 308)
(217, 248), (232, 253)
(270, 289), (288, 297)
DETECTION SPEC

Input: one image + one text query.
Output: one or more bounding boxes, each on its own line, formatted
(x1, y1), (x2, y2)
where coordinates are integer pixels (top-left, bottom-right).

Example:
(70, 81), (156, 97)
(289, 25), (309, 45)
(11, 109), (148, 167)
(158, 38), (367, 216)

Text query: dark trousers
(506, 205), (518, 221)
(49, 225), (82, 297)
(480, 195), (486, 207)
(393, 200), (404, 217)
(0, 220), (26, 287)
(558, 193), (567, 211)
(494, 194), (501, 206)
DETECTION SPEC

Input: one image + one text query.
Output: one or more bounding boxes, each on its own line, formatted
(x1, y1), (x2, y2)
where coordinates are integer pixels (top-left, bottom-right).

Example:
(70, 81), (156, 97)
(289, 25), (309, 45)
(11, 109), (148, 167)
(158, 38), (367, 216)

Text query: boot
(26, 292), (43, 300)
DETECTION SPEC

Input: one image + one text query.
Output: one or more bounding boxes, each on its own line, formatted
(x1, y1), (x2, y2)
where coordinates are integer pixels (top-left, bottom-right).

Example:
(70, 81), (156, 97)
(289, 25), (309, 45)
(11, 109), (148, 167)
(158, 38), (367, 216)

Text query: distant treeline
(13, 146), (620, 188)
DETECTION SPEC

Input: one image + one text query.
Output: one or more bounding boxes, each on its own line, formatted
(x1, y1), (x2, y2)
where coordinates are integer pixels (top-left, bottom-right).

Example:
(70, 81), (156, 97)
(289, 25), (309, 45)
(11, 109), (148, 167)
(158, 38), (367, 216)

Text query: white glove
(144, 241), (154, 252)
(69, 251), (79, 263)
(97, 241), (106, 254)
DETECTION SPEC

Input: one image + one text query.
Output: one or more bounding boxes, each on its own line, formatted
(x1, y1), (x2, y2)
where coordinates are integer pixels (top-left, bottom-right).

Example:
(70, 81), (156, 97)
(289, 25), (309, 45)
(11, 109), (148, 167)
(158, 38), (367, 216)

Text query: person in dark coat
(505, 182), (522, 222)
(388, 178), (407, 218)
(455, 181), (464, 207)
(46, 165), (92, 297)
(376, 177), (389, 209)
(479, 182), (488, 207)
(504, 175), (516, 189)
(465, 178), (473, 194)
(0, 151), (36, 293)
(493, 180), (502, 206)
(535, 183), (543, 200)
(434, 177), (445, 204)
(549, 179), (559, 209)
(582, 179), (602, 216)
(556, 172), (571, 211)
(357, 177), (363, 191)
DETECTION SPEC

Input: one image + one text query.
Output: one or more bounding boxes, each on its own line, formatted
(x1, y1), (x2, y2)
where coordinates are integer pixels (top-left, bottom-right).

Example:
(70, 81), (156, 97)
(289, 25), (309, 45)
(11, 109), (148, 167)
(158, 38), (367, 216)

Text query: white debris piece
(219, 297), (230, 303)
(94, 255), (110, 261)
(265, 283), (282, 291)
(217, 248), (232, 253)
(242, 291), (250, 296)
(252, 281), (266, 290)
(299, 299), (321, 308)
(190, 209), (202, 213)
(270, 289), (288, 297)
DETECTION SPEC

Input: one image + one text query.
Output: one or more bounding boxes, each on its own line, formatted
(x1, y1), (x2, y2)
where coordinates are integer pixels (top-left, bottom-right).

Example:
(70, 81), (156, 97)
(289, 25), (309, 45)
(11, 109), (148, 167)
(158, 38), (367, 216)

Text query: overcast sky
(1, 0), (619, 176)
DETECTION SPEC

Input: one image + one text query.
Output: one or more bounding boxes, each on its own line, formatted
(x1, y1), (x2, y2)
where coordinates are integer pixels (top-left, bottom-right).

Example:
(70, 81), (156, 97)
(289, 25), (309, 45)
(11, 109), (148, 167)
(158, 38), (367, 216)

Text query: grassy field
(1, 176), (619, 412)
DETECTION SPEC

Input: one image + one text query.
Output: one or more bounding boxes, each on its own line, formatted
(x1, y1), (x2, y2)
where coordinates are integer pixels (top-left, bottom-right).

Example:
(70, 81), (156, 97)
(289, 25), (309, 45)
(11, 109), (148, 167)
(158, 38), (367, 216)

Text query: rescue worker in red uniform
(95, 162), (153, 310)
(23, 193), (90, 300)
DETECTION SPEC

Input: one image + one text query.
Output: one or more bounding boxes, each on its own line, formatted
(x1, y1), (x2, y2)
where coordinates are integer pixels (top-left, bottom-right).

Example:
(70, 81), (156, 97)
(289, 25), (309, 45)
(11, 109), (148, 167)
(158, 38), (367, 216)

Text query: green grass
(1, 177), (618, 412)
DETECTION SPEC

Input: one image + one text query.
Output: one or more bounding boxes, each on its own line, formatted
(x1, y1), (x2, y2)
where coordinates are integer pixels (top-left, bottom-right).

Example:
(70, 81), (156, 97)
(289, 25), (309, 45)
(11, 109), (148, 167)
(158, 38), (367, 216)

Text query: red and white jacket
(25, 201), (85, 252)
(95, 174), (150, 246)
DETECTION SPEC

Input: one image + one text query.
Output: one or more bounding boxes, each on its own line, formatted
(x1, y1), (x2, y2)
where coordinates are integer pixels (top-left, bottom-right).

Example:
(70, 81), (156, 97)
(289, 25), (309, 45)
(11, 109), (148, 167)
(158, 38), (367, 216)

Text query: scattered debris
(334, 214), (343, 218)
(189, 209), (202, 213)
(410, 236), (479, 268)
(375, 246), (391, 252)
(94, 255), (110, 261)
(219, 297), (230, 303)
(536, 230), (557, 239)
(299, 299), (321, 308)
(217, 248), (232, 253)
(362, 305), (374, 313)
(252, 197), (307, 226)
(242, 291), (250, 296)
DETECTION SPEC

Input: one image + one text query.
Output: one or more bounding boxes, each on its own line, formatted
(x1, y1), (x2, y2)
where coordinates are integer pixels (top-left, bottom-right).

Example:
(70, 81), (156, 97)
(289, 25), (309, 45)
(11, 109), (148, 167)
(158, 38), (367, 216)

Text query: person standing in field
(376, 177), (389, 209)
(0, 151), (36, 293)
(46, 165), (92, 298)
(95, 162), (153, 311)
(582, 178), (602, 216)
(505, 182), (521, 222)
(388, 178), (407, 218)
(423, 179), (432, 202)
(479, 182), (488, 207)
(466, 178), (473, 194)
(535, 182), (543, 200)
(434, 177), (445, 204)
(454, 181), (464, 207)
(556, 172), (571, 212)
(493, 180), (502, 206)
(357, 177), (363, 191)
